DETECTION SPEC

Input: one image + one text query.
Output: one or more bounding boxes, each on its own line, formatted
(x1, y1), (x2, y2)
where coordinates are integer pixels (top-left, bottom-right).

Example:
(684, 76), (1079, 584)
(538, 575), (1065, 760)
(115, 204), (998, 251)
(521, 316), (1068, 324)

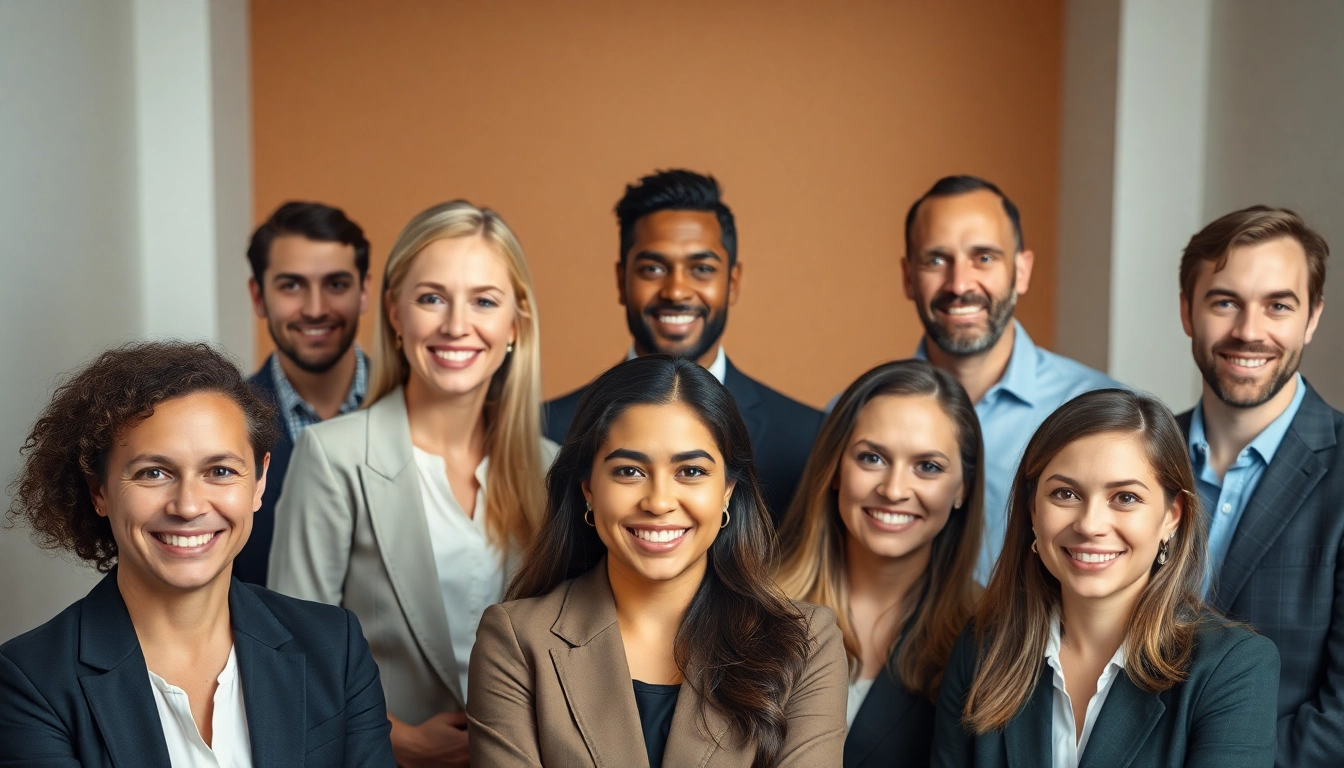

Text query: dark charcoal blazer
(1177, 381), (1344, 767)
(0, 570), (394, 767)
(931, 615), (1280, 768)
(235, 360), (293, 586)
(844, 642), (936, 767)
(543, 357), (823, 525)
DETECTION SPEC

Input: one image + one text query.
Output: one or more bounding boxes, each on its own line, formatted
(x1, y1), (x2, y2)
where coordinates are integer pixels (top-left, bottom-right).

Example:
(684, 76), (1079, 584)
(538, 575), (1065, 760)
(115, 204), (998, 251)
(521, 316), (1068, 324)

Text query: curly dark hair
(6, 341), (280, 572)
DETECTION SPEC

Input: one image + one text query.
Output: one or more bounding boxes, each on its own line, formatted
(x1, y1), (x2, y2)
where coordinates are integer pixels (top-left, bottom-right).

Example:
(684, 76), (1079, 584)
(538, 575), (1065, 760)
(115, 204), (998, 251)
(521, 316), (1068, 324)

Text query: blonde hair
(776, 360), (983, 701)
(367, 200), (546, 550)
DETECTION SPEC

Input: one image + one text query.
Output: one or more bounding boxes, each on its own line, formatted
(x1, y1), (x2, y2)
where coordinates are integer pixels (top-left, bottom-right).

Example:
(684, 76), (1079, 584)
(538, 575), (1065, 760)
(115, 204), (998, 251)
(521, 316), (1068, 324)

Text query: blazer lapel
(1077, 672), (1164, 768)
(231, 581), (305, 765)
(662, 677), (732, 768)
(77, 572), (172, 768)
(1003, 666), (1052, 768)
(360, 389), (464, 704)
(549, 564), (649, 768)
(844, 669), (919, 766)
(1214, 387), (1333, 611)
(723, 360), (766, 450)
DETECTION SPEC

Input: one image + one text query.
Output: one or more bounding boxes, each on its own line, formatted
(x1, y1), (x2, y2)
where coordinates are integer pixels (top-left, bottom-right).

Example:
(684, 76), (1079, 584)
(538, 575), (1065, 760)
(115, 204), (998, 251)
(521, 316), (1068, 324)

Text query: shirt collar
(1189, 372), (1306, 466)
(1044, 611), (1126, 671)
(914, 319), (1039, 406)
(625, 344), (727, 385)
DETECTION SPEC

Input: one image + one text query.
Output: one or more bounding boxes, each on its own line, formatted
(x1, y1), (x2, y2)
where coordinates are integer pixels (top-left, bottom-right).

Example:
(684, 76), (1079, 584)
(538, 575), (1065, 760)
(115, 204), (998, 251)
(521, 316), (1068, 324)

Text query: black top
(632, 680), (680, 768)
(239, 360), (295, 585)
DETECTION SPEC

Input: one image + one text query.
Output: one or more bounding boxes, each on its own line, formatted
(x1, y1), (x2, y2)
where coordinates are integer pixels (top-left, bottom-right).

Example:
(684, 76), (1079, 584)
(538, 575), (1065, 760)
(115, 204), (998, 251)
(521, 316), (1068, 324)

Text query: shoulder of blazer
(231, 580), (352, 651)
(299, 388), (413, 475)
(724, 360), (823, 420)
(1291, 380), (1342, 454)
(1186, 612), (1279, 680)
(491, 576), (591, 650)
(0, 581), (90, 684)
(542, 384), (589, 444)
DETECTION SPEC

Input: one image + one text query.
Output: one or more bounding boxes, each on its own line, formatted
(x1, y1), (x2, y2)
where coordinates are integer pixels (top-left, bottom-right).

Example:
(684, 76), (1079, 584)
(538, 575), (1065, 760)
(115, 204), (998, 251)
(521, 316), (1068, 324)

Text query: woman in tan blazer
(269, 201), (555, 767)
(468, 356), (848, 768)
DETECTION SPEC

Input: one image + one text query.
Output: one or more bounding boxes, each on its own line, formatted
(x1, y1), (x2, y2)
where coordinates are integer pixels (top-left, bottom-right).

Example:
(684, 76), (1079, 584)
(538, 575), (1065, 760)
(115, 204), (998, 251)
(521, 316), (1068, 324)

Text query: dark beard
(626, 302), (728, 362)
(920, 289), (1018, 356)
(1193, 339), (1300, 408)
(268, 317), (358, 375)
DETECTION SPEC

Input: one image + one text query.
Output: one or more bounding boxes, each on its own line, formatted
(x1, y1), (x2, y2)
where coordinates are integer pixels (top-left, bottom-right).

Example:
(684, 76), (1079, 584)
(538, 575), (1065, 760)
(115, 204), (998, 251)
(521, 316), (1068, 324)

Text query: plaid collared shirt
(269, 347), (368, 441)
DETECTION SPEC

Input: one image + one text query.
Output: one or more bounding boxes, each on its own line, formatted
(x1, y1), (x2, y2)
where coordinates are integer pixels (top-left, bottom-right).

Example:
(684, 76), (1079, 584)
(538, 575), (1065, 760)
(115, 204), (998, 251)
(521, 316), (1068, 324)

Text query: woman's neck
(117, 565), (232, 655)
(844, 534), (931, 614)
(1057, 582), (1143, 662)
(403, 373), (488, 458)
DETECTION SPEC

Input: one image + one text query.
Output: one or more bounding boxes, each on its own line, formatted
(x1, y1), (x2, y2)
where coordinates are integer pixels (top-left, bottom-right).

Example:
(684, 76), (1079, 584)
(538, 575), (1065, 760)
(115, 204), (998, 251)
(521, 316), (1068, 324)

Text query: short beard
(919, 289), (1018, 357)
(268, 316), (358, 375)
(626, 302), (728, 363)
(1194, 339), (1300, 408)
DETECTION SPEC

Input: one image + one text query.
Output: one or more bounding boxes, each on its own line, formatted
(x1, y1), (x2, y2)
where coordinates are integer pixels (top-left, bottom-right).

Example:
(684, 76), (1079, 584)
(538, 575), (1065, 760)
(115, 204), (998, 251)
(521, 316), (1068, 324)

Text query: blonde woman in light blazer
(270, 201), (556, 768)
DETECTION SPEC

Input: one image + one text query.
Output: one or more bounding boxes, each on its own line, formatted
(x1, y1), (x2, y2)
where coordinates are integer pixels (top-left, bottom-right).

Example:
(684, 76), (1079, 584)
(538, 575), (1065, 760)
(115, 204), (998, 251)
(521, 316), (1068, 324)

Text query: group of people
(0, 169), (1338, 768)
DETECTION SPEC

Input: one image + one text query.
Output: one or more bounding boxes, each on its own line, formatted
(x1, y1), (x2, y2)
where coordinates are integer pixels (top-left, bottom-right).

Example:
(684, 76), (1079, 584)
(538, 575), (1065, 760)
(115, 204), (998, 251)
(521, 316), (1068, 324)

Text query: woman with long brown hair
(776, 359), (983, 767)
(468, 355), (847, 767)
(933, 389), (1280, 767)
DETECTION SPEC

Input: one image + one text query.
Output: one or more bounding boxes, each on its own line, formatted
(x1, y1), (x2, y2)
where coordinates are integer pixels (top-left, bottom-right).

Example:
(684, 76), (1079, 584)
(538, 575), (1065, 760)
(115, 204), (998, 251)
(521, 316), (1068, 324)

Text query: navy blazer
(844, 642), (936, 767)
(237, 361), (293, 586)
(543, 357), (823, 525)
(932, 615), (1280, 768)
(1177, 381), (1344, 767)
(0, 570), (395, 767)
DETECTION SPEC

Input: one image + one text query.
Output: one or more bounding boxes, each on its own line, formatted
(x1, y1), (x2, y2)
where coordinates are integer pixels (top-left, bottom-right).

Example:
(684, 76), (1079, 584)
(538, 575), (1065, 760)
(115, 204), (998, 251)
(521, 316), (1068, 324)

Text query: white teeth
(632, 528), (687, 543)
(1229, 357), (1268, 368)
(1069, 550), (1120, 563)
(433, 349), (478, 362)
(659, 314), (696, 325)
(945, 306), (982, 316)
(301, 327), (331, 336)
(160, 533), (215, 548)
(868, 510), (916, 525)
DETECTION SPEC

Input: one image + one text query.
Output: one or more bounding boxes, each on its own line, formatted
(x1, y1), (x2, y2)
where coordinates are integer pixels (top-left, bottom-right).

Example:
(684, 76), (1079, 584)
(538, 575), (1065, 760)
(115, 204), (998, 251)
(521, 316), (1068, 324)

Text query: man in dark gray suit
(1175, 205), (1342, 767)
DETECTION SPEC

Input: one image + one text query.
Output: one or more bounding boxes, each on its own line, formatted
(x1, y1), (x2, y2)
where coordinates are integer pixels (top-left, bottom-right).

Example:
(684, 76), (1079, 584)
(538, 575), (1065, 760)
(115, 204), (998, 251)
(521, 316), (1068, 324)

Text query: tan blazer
(267, 387), (557, 724)
(467, 561), (848, 767)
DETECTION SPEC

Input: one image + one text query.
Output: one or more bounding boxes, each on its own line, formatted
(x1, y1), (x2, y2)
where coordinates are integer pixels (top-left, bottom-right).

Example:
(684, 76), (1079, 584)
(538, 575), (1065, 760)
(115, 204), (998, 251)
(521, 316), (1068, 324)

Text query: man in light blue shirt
(836, 176), (1118, 584)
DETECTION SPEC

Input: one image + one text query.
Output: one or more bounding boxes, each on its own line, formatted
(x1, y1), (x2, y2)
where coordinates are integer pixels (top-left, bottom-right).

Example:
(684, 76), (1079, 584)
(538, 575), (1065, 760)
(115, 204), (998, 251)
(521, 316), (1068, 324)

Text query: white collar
(625, 344), (727, 385)
(1044, 611), (1127, 671)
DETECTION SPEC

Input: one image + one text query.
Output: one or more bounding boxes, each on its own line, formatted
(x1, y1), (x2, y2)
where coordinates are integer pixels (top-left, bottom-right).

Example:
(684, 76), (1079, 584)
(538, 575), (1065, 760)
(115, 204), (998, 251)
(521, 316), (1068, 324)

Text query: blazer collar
(365, 386), (414, 479)
(551, 559), (620, 647)
(722, 359), (767, 451)
(844, 619), (922, 766)
(1003, 665), (1053, 768)
(1077, 671), (1164, 768)
(230, 582), (306, 765)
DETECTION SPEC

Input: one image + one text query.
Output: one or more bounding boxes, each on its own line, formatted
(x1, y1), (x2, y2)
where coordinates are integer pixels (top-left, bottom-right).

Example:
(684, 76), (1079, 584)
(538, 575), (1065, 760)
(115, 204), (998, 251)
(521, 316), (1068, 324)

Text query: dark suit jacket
(931, 615), (1280, 768)
(543, 357), (823, 524)
(1177, 381), (1344, 767)
(844, 643), (935, 767)
(237, 361), (293, 586)
(0, 570), (394, 767)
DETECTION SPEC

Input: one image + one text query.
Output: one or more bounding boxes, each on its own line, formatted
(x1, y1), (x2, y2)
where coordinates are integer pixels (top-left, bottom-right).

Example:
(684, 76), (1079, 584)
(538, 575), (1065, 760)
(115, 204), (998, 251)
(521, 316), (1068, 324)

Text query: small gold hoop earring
(395, 334), (403, 350)
(583, 503), (594, 527)
(720, 509), (730, 529)
(1031, 540), (1039, 554)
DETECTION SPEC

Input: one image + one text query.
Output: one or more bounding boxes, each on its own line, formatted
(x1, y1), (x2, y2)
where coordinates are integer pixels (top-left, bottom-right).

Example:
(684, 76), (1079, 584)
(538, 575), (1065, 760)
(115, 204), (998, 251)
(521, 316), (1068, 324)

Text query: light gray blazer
(267, 387), (557, 724)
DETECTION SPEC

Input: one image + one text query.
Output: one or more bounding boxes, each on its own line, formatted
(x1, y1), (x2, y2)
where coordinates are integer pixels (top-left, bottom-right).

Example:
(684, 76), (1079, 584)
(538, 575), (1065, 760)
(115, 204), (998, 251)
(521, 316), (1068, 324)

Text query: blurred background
(2, 0), (1341, 641)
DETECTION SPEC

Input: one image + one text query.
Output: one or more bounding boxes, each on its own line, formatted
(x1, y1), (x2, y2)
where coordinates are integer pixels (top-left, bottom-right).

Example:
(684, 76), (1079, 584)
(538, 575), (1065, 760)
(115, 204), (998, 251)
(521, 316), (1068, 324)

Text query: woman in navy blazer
(932, 389), (1279, 767)
(0, 341), (394, 767)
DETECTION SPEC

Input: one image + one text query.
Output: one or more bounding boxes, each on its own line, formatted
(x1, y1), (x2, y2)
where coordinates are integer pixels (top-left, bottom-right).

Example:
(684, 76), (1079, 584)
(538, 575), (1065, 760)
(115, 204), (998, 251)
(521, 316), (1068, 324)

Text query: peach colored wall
(250, 0), (1063, 407)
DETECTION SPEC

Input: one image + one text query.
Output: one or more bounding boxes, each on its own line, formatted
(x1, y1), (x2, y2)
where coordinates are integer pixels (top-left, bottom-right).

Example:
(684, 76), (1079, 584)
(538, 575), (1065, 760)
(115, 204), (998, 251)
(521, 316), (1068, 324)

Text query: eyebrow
(632, 250), (723, 264)
(602, 448), (716, 464)
(413, 281), (505, 294)
(856, 439), (950, 462)
(270, 271), (355, 284)
(1045, 473), (1150, 491)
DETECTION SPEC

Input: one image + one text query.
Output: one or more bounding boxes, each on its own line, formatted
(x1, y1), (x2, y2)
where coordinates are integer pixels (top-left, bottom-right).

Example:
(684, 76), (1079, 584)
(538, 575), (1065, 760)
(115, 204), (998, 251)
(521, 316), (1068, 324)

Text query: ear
(1305, 297), (1325, 346)
(1014, 249), (1035, 296)
(580, 480), (593, 506)
(722, 479), (737, 509)
(252, 452), (271, 512)
(1179, 291), (1194, 338)
(1162, 490), (1185, 540)
(615, 259), (627, 307)
(248, 278), (268, 320)
(901, 257), (915, 302)
(726, 260), (743, 307)
(87, 476), (109, 519)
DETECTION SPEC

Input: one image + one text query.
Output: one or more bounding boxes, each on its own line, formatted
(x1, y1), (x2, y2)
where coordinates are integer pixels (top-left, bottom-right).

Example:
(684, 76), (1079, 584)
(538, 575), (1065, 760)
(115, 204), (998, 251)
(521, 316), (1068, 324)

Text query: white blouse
(412, 447), (510, 704)
(147, 645), (253, 767)
(1044, 613), (1127, 768)
(846, 676), (876, 728)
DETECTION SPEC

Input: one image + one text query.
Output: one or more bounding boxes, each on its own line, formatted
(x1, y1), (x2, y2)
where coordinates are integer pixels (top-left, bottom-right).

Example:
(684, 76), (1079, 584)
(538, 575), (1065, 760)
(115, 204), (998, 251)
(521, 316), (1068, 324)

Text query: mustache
(643, 303), (707, 318)
(1212, 340), (1280, 357)
(931, 292), (991, 312)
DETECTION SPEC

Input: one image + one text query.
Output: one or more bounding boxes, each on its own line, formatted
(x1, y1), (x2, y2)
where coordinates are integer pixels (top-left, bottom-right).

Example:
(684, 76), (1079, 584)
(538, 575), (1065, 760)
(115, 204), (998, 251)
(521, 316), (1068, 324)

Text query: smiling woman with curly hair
(1, 340), (395, 767)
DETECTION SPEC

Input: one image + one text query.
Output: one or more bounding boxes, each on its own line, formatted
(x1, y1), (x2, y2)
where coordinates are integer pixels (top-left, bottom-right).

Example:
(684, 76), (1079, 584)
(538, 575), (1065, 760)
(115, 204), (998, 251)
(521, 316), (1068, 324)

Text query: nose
(639, 473), (678, 517)
(440, 300), (469, 338)
(875, 468), (910, 503)
(167, 477), (208, 521)
(1231, 306), (1265, 342)
(301, 285), (327, 320)
(1073, 497), (1111, 538)
(945, 256), (976, 298)
(658, 266), (693, 304)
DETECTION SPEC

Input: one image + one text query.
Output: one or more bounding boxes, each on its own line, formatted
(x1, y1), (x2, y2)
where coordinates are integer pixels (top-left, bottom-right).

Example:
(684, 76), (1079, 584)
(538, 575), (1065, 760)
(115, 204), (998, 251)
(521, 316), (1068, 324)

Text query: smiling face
(389, 235), (518, 399)
(582, 402), (735, 587)
(1031, 431), (1180, 606)
(90, 392), (267, 593)
(903, 190), (1033, 356)
(836, 394), (965, 563)
(1182, 236), (1321, 409)
(249, 235), (367, 374)
(618, 210), (742, 367)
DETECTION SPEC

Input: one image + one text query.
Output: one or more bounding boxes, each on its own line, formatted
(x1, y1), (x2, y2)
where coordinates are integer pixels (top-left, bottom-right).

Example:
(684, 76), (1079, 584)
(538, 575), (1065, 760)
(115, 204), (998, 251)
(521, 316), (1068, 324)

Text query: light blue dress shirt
(829, 321), (1119, 584)
(1187, 373), (1306, 598)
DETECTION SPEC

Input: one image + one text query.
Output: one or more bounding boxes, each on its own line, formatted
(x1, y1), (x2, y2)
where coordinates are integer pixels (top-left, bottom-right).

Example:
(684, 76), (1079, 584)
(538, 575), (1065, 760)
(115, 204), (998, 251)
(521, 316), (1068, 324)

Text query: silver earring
(1157, 535), (1172, 565)
(720, 507), (730, 529)
(506, 342), (514, 353)
(1031, 539), (1038, 554)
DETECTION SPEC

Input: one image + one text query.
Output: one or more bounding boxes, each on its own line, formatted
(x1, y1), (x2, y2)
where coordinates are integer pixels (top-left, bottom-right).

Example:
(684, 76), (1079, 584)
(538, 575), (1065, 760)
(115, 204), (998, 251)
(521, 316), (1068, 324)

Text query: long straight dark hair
(508, 356), (811, 767)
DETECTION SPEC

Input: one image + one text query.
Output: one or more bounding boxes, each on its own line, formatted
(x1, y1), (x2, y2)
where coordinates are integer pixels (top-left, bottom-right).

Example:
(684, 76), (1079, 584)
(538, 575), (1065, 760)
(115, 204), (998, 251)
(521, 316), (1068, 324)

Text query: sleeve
(1186, 633), (1280, 768)
(0, 651), (81, 767)
(341, 609), (396, 767)
(774, 606), (847, 767)
(931, 627), (977, 768)
(1274, 530), (1344, 768)
(266, 427), (353, 606)
(467, 604), (542, 768)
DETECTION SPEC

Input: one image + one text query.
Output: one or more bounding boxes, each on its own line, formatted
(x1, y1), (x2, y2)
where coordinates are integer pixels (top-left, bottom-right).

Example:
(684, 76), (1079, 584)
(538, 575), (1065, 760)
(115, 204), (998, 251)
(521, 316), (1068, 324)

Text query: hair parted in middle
(367, 199), (545, 552)
(507, 355), (810, 768)
(775, 359), (984, 702)
(963, 388), (1206, 734)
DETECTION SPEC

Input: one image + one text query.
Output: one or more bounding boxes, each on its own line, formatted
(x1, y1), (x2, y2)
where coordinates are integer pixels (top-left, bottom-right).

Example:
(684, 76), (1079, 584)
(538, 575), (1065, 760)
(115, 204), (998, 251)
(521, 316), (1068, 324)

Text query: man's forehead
(631, 210), (724, 251)
(1202, 237), (1310, 290)
(268, 235), (358, 274)
(913, 191), (1013, 248)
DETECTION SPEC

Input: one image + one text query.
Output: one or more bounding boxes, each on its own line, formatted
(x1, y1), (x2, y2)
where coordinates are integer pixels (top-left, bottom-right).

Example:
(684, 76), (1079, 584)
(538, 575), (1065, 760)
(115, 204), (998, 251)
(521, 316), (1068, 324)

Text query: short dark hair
(6, 341), (280, 573)
(615, 170), (737, 266)
(246, 201), (370, 288)
(904, 175), (1024, 256)
(1180, 205), (1329, 310)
